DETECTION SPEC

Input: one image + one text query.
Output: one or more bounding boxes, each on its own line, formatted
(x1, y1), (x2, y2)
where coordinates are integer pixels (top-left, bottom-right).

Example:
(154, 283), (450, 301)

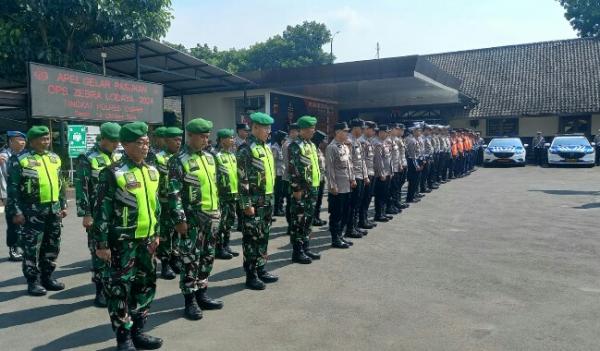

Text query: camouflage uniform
(75, 144), (114, 286)
(93, 155), (161, 332)
(288, 137), (321, 252)
(236, 134), (275, 274)
(213, 146), (239, 256)
(7, 149), (66, 283)
(147, 149), (179, 268)
(168, 145), (221, 295)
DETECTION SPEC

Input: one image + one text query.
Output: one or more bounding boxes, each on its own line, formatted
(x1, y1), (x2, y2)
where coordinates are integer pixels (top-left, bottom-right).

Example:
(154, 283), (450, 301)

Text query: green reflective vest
(18, 152), (62, 203)
(250, 142), (275, 195)
(115, 165), (160, 239)
(182, 151), (219, 212)
(89, 152), (112, 180)
(300, 141), (321, 188)
(215, 151), (238, 194)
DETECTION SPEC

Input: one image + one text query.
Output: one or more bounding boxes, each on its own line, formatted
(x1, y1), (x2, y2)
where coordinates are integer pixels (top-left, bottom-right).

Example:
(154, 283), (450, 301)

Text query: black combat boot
(345, 228), (363, 239)
(215, 245), (234, 260)
(340, 231), (354, 246)
(27, 278), (47, 296)
(195, 287), (223, 310)
(169, 254), (182, 275)
(160, 260), (176, 280)
(303, 241), (321, 260)
(116, 327), (136, 351)
(183, 293), (203, 320)
(245, 264), (266, 290)
(94, 281), (107, 308)
(356, 227), (368, 235)
(358, 220), (375, 229)
(131, 316), (163, 350)
(385, 205), (399, 215)
(367, 219), (378, 227)
(222, 236), (239, 257)
(313, 217), (327, 226)
(257, 266), (279, 283)
(224, 245), (239, 257)
(41, 275), (65, 291)
(8, 246), (22, 261)
(291, 242), (312, 264)
(331, 231), (350, 249)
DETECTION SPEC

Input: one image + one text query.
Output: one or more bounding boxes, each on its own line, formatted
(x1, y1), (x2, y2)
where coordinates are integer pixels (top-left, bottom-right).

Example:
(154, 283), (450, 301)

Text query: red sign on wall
(28, 62), (163, 123)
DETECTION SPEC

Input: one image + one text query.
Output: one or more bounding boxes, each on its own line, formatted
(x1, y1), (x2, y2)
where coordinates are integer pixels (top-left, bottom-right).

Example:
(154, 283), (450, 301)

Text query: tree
(0, 0), (173, 82)
(558, 0), (600, 37)
(187, 21), (334, 73)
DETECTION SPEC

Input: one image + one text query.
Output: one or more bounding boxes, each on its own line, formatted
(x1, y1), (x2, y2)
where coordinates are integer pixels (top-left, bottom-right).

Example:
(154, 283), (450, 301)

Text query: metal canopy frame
(84, 38), (256, 97)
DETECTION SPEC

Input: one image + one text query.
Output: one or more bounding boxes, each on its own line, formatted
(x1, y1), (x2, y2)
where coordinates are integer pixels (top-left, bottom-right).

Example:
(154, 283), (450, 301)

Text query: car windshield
(551, 137), (590, 147)
(488, 138), (522, 147)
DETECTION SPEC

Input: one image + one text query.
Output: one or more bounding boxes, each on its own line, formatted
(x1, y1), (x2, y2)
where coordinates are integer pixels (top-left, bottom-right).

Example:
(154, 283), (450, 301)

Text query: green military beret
(217, 128), (235, 140)
(297, 115), (317, 129)
(163, 126), (183, 138)
(250, 112), (274, 125)
(27, 125), (50, 141)
(154, 126), (167, 138)
(119, 121), (148, 143)
(100, 122), (121, 141)
(186, 118), (213, 134)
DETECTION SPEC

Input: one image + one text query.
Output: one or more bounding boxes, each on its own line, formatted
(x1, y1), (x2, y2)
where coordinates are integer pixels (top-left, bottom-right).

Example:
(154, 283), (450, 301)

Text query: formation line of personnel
(5, 115), (480, 350)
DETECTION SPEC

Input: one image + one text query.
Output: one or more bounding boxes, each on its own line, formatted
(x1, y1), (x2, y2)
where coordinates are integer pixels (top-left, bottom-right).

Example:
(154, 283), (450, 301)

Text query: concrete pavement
(1, 166), (600, 350)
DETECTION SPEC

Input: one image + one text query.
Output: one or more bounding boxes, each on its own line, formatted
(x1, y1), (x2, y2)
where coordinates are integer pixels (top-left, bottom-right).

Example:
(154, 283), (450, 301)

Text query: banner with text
(29, 62), (163, 123)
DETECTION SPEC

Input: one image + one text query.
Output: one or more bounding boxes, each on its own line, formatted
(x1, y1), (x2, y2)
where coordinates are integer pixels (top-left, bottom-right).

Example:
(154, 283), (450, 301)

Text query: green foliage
(186, 21), (334, 73)
(558, 0), (600, 37)
(0, 0), (173, 82)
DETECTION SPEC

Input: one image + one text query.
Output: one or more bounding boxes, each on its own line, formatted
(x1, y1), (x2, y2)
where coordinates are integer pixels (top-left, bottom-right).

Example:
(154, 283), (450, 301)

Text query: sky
(164, 0), (578, 63)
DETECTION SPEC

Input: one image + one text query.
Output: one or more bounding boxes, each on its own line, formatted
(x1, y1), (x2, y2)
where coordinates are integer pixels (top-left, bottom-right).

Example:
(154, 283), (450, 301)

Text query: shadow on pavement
(528, 189), (600, 196)
(573, 202), (600, 209)
(30, 324), (113, 351)
(0, 259), (90, 294)
(0, 299), (90, 329)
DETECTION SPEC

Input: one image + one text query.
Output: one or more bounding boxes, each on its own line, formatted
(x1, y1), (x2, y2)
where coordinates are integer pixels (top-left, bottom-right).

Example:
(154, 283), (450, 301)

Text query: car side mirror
(544, 143), (550, 147)
(592, 142), (596, 147)
(523, 144), (529, 148)
(482, 144), (488, 148)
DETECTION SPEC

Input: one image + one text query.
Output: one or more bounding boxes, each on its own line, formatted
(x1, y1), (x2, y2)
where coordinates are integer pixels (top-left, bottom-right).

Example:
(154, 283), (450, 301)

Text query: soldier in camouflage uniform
(288, 116), (322, 264)
(75, 122), (120, 307)
(282, 123), (300, 233)
(213, 128), (240, 260)
(93, 122), (163, 351)
(234, 123), (250, 231)
(146, 126), (183, 280)
(311, 130), (328, 227)
(147, 126), (166, 162)
(271, 130), (287, 217)
(1, 130), (26, 262)
(168, 118), (224, 321)
(7, 126), (67, 297)
(237, 112), (279, 290)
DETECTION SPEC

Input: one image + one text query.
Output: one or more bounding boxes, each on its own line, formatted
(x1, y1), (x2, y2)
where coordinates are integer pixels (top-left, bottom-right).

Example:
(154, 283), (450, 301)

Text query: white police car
(546, 135), (595, 167)
(483, 137), (527, 166)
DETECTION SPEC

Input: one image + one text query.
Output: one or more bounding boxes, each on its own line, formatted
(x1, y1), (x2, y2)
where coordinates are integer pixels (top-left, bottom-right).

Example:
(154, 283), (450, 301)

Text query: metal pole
(101, 52), (107, 76)
(330, 40), (333, 62)
(330, 31), (340, 63)
(135, 41), (141, 79)
(49, 119), (53, 152)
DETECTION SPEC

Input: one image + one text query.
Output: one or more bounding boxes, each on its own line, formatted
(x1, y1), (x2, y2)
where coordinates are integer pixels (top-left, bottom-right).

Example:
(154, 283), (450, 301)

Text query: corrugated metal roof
(84, 38), (256, 97)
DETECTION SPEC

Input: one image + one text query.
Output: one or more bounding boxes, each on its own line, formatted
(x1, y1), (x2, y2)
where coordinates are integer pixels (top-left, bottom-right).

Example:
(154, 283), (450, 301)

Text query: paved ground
(1, 165), (600, 351)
